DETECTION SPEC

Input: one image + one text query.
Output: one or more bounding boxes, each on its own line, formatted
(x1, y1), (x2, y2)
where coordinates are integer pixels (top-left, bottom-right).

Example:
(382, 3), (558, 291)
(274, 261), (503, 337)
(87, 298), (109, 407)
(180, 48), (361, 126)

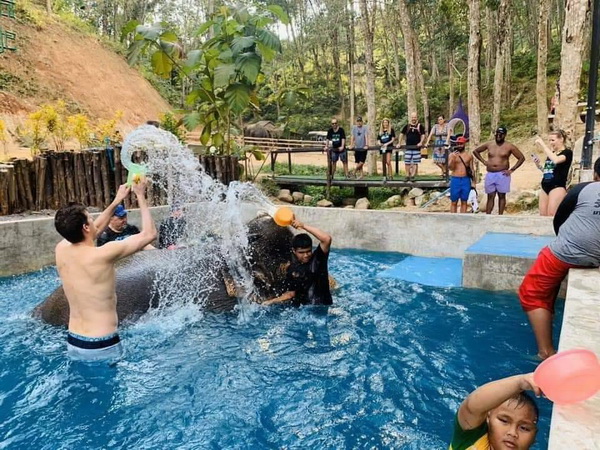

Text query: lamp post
(581, 0), (600, 169)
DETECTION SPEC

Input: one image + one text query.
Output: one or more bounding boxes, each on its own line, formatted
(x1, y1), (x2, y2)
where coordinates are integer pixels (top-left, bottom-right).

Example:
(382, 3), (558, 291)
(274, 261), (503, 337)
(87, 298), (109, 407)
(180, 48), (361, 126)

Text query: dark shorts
(67, 331), (123, 362)
(355, 150), (367, 163)
(450, 176), (471, 202)
(541, 179), (566, 195)
(518, 247), (580, 314)
(330, 149), (347, 163)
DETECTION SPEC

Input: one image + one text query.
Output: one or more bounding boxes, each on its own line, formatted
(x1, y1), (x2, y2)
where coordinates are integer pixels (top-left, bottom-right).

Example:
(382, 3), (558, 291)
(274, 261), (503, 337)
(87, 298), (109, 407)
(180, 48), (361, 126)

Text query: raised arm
(472, 143), (489, 164)
(534, 137), (567, 164)
(292, 220), (332, 254)
(458, 373), (541, 431)
(98, 178), (157, 261)
(94, 184), (130, 231)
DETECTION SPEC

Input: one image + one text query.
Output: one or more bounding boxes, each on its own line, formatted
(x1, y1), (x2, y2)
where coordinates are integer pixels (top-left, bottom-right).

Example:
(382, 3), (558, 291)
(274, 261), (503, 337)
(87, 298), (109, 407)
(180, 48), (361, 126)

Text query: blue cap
(114, 205), (127, 218)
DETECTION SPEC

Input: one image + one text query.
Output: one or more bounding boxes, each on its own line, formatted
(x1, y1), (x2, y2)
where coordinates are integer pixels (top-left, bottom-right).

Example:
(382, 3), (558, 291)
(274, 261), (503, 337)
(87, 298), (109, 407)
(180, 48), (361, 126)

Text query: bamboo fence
(0, 148), (239, 216)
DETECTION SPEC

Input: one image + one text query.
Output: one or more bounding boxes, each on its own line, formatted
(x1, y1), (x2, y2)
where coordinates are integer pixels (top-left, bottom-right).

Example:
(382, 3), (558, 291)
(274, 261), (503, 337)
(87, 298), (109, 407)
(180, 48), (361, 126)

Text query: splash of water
(121, 125), (274, 315)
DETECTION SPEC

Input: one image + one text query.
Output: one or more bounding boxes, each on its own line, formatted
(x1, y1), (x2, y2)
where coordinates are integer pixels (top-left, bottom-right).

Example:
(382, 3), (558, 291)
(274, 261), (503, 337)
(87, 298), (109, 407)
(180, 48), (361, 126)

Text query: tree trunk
(332, 27), (345, 121)
(491, 0), (510, 135)
(412, 31), (430, 131)
(347, 0), (356, 124)
(537, 0), (550, 135)
(555, 0), (591, 142)
(449, 52), (455, 118)
(359, 0), (378, 175)
(46, 0), (52, 13)
(397, 0), (418, 116)
(468, 0), (482, 146)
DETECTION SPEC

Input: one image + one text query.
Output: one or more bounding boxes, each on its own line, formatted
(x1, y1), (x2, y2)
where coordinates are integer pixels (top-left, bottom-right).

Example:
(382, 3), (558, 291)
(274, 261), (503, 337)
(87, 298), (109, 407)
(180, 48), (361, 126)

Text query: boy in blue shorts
(450, 373), (540, 450)
(448, 136), (474, 213)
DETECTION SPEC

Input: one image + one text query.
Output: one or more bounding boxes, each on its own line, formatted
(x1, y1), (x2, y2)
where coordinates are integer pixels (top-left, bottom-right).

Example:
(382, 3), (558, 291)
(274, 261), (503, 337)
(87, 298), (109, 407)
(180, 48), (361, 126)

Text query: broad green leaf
(184, 49), (203, 68)
(195, 20), (214, 37)
(127, 40), (146, 65)
(200, 123), (212, 145)
(251, 149), (265, 160)
(256, 29), (281, 52)
(204, 48), (220, 61)
(201, 76), (213, 92)
(218, 49), (233, 62)
(233, 6), (250, 24)
(225, 83), (251, 114)
(231, 36), (255, 55)
(214, 63), (236, 87)
(266, 5), (290, 25)
(254, 16), (274, 28)
(186, 89), (201, 106)
(136, 23), (163, 41)
(256, 42), (276, 62)
(183, 111), (202, 130)
(212, 132), (224, 147)
(225, 18), (242, 35)
(151, 50), (173, 78)
(160, 31), (178, 43)
(236, 53), (261, 84)
(121, 20), (140, 42)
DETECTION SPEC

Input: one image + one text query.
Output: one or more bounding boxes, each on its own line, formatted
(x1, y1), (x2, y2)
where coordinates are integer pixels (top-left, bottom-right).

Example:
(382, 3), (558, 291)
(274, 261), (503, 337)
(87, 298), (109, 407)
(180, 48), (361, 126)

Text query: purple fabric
(484, 171), (511, 194)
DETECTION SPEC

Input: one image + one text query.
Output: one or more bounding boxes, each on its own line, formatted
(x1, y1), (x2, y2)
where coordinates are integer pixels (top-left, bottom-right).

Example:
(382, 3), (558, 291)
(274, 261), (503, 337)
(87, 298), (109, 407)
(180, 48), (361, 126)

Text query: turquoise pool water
(0, 250), (559, 449)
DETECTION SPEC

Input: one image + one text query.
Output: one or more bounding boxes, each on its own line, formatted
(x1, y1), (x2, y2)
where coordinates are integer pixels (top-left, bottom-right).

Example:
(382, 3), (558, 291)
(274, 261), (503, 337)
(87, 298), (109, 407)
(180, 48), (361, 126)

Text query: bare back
(56, 241), (119, 337)
(482, 141), (519, 172)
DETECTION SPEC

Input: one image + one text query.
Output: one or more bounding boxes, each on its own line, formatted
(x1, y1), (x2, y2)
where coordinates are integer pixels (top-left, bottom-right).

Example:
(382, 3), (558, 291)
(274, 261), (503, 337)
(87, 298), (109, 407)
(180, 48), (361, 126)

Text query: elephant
(243, 121), (285, 139)
(33, 215), (295, 326)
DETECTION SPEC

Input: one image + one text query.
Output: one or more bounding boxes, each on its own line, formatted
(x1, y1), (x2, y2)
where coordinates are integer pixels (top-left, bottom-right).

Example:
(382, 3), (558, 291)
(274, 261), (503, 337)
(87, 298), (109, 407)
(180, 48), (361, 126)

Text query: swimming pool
(0, 250), (559, 449)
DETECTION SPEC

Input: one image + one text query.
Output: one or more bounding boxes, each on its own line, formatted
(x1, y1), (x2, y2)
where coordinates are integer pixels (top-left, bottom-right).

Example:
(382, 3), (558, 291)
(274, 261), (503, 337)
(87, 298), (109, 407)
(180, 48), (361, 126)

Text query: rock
(303, 195), (313, 205)
(355, 197), (371, 209)
(341, 197), (357, 206)
(408, 187), (424, 198)
(383, 194), (403, 207)
(277, 189), (293, 203)
(344, 205), (354, 209)
(413, 195), (424, 207)
(316, 199), (333, 207)
(292, 191), (305, 203)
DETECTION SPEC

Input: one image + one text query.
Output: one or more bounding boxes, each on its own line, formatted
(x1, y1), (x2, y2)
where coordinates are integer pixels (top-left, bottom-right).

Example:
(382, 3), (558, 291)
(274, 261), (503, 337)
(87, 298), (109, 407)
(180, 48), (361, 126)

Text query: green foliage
(160, 112), (187, 143)
(129, 4), (288, 153)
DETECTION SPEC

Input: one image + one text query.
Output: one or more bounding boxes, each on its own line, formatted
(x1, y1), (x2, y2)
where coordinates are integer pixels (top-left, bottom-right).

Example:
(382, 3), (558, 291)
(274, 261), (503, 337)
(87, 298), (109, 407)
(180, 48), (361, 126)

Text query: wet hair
(549, 129), (567, 141)
(55, 203), (89, 243)
(505, 392), (539, 422)
(292, 233), (312, 249)
(594, 157), (600, 177)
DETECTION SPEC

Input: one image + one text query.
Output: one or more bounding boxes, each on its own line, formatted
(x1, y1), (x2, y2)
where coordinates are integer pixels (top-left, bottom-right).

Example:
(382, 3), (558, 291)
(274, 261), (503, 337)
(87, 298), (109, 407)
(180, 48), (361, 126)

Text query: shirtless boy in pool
(54, 179), (156, 361)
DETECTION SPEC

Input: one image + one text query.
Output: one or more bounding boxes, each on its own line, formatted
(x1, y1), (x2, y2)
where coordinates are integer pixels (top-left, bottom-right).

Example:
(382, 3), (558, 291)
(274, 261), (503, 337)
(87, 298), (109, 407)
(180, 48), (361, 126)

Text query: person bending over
(473, 127), (525, 215)
(519, 157), (600, 359)
(54, 179), (157, 362)
(262, 220), (332, 307)
(450, 373), (540, 450)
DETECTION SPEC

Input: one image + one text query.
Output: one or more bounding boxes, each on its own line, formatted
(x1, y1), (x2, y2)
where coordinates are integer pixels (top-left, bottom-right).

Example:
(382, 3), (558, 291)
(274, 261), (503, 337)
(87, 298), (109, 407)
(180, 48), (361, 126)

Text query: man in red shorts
(519, 157), (600, 359)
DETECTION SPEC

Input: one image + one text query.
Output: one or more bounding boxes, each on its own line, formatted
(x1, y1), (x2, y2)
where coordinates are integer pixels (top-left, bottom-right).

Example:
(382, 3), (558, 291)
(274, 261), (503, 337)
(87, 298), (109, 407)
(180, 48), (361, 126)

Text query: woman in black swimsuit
(532, 130), (573, 216)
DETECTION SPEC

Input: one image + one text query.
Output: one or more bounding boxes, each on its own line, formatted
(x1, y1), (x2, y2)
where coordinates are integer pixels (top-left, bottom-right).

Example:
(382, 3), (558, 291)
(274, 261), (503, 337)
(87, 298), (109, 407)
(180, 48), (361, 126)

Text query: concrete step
(378, 255), (463, 288)
(462, 232), (555, 292)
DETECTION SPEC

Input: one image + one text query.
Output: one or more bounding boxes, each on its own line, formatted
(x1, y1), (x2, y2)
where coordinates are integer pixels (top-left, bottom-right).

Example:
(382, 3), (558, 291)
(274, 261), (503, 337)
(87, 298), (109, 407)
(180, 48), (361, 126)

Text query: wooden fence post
(64, 153), (76, 204)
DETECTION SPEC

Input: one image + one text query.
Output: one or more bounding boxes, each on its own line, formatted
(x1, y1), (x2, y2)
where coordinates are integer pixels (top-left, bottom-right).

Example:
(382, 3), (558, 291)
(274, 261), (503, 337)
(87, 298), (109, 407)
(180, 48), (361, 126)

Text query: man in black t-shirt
(325, 118), (348, 178)
(400, 112), (426, 181)
(262, 219), (333, 307)
(96, 205), (152, 248)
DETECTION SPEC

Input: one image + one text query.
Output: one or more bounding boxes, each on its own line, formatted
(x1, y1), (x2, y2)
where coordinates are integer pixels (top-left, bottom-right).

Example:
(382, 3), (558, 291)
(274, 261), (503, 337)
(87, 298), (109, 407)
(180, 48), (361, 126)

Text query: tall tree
(555, 0), (592, 141)
(467, 0), (482, 145)
(359, 0), (378, 174)
(491, 0), (511, 134)
(397, 0), (418, 115)
(536, 0), (550, 135)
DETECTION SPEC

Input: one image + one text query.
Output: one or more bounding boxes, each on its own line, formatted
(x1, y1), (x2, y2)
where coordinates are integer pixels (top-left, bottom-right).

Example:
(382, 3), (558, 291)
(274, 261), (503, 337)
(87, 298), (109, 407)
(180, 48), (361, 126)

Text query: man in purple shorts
(474, 126), (525, 215)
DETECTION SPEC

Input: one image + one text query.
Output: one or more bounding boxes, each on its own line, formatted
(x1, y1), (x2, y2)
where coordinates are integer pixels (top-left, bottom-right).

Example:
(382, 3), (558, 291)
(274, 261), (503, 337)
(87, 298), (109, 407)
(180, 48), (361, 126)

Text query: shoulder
(401, 124), (408, 132)
(127, 225), (140, 233)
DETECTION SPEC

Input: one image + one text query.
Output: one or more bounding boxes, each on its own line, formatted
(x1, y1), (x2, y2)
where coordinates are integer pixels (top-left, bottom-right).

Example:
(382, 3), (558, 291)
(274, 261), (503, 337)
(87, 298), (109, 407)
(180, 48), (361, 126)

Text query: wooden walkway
(274, 175), (450, 189)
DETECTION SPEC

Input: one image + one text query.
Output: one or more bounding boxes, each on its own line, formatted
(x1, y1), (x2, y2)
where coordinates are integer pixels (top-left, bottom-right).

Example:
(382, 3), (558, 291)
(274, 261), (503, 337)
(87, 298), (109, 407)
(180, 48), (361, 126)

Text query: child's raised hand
(519, 373), (543, 397)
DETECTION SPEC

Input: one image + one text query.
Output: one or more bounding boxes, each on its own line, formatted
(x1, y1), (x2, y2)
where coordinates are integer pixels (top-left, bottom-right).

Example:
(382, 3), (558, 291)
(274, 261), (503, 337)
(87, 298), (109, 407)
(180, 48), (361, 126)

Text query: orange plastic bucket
(533, 348), (600, 404)
(273, 207), (294, 226)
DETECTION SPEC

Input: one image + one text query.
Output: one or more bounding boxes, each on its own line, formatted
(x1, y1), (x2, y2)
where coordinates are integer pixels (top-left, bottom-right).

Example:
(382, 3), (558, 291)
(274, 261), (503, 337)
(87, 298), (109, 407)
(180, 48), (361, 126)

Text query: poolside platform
(378, 256), (463, 288)
(462, 232), (555, 292)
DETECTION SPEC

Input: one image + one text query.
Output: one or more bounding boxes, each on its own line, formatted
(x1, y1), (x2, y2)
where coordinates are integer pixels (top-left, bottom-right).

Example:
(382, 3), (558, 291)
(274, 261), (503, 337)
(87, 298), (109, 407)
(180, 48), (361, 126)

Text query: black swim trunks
(355, 150), (367, 163)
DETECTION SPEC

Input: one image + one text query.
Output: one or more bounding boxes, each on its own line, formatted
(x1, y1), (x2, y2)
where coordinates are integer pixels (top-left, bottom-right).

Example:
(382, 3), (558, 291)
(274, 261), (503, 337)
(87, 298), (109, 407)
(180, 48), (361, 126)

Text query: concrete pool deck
(0, 205), (598, 446)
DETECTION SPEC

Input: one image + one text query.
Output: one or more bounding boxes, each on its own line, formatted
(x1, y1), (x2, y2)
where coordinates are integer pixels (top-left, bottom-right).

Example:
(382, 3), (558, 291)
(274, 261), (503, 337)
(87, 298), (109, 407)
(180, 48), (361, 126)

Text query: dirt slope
(0, 11), (170, 157)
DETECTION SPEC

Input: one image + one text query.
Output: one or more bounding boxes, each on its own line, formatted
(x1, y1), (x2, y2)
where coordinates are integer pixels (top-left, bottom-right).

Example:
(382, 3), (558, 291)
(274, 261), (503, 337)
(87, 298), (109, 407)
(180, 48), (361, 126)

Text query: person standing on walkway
(377, 118), (396, 180)
(400, 112), (426, 182)
(325, 119), (348, 179)
(350, 116), (369, 179)
(519, 158), (600, 359)
(473, 126), (525, 215)
(447, 137), (474, 213)
(425, 115), (452, 177)
(531, 130), (573, 217)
